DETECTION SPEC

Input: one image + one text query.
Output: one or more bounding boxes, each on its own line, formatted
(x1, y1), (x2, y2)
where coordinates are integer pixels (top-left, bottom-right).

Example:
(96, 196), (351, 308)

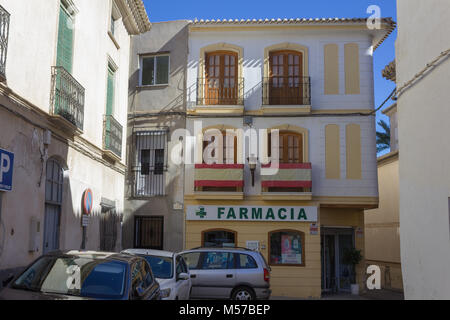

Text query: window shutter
(106, 68), (115, 116)
(56, 7), (74, 73)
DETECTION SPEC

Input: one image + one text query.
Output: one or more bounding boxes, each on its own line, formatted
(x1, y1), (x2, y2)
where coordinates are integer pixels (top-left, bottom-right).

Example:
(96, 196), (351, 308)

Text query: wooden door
(269, 51), (303, 105)
(205, 51), (238, 105)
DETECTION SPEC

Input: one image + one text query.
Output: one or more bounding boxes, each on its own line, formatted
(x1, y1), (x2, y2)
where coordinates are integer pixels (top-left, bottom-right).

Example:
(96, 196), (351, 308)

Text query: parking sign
(0, 148), (14, 192)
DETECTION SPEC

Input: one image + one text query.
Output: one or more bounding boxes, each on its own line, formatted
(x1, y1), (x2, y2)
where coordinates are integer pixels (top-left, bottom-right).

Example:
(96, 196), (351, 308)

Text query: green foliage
(342, 247), (363, 266)
(376, 119), (391, 153)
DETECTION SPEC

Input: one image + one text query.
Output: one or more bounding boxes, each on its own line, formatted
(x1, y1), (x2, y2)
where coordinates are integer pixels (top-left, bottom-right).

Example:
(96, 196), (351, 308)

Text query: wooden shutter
(106, 67), (115, 116)
(205, 51), (238, 105)
(269, 51), (303, 105)
(56, 6), (74, 73)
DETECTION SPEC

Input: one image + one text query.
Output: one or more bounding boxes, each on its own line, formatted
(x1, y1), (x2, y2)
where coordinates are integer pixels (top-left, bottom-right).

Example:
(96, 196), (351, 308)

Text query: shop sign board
(187, 205), (318, 222)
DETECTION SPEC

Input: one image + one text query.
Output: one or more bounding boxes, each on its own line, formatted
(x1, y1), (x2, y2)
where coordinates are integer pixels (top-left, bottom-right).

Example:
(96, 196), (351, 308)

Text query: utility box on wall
(28, 217), (41, 253)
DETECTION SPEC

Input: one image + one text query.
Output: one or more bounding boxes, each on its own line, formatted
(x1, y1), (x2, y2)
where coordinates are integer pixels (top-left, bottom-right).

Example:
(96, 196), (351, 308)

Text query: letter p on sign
(0, 149), (14, 191)
(366, 265), (381, 290)
(0, 153), (11, 184)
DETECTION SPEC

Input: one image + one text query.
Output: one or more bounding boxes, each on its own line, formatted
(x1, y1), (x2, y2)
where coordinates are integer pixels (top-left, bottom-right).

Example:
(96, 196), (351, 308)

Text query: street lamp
(247, 154), (258, 187)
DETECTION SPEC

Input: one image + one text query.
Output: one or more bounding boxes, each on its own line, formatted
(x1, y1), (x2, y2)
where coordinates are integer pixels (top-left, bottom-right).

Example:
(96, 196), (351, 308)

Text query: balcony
(50, 66), (85, 132)
(194, 164), (244, 199)
(103, 115), (123, 160)
(261, 163), (312, 200)
(262, 76), (311, 112)
(194, 77), (244, 113)
(0, 5), (10, 82)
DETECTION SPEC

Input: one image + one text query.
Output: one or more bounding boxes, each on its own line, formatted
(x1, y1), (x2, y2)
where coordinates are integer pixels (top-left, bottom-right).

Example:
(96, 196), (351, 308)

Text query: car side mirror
(177, 273), (189, 281)
(2, 274), (14, 287)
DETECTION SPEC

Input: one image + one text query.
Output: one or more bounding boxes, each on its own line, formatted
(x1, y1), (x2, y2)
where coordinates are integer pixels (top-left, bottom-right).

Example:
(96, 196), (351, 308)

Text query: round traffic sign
(82, 189), (93, 215)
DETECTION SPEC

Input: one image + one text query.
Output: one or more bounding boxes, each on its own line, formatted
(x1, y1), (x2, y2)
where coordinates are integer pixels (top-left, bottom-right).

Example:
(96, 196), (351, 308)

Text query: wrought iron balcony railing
(0, 5), (10, 81)
(197, 77), (244, 106)
(103, 115), (123, 158)
(50, 66), (85, 130)
(263, 76), (311, 105)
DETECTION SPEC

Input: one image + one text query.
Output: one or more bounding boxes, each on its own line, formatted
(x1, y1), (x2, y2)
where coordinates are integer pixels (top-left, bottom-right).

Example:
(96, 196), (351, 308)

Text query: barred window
(133, 130), (167, 197)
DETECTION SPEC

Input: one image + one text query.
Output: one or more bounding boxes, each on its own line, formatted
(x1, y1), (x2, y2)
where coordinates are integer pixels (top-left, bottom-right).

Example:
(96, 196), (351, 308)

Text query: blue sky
(143, 0), (397, 153)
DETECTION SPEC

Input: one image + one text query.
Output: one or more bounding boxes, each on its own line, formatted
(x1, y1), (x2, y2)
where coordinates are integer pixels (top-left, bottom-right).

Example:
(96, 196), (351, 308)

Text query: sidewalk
(270, 289), (404, 300)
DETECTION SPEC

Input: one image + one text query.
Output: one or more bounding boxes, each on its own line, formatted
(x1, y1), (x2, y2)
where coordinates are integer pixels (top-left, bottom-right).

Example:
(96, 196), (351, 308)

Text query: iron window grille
(132, 130), (168, 197)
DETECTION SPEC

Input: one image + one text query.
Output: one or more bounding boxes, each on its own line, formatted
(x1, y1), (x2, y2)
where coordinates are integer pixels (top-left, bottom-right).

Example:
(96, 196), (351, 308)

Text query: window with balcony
(0, 5), (10, 82)
(132, 131), (167, 197)
(50, 4), (84, 131)
(195, 130), (243, 193)
(198, 51), (244, 105)
(263, 50), (311, 105)
(262, 130), (312, 193)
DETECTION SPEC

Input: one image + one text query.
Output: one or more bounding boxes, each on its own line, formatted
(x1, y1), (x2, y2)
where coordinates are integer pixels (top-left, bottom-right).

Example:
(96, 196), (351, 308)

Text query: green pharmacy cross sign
(196, 207), (207, 219)
(187, 205), (318, 222)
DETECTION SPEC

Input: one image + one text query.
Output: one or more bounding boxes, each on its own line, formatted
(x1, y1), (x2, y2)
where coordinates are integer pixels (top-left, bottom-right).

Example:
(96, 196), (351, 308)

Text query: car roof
(182, 247), (259, 254)
(122, 249), (175, 259)
(46, 250), (142, 263)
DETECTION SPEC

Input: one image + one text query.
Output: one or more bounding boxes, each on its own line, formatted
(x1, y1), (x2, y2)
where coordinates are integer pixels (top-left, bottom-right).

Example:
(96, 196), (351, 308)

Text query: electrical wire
(396, 47), (450, 98)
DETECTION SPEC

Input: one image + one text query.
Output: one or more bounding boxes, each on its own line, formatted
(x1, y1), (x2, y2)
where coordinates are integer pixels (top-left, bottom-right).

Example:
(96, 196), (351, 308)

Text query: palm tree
(376, 119), (391, 153)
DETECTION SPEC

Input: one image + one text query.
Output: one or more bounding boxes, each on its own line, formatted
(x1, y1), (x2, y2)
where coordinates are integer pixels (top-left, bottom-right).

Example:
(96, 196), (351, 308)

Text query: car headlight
(160, 288), (171, 298)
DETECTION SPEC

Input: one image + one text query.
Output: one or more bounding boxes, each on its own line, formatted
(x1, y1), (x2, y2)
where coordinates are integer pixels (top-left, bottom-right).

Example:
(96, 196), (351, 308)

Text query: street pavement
(270, 289), (404, 300)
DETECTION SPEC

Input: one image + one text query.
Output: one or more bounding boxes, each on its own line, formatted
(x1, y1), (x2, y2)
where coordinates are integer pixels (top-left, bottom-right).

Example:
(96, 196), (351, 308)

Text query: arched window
(268, 50), (305, 105)
(269, 230), (305, 266)
(202, 229), (237, 248)
(44, 159), (64, 254)
(204, 51), (239, 105)
(269, 131), (303, 164)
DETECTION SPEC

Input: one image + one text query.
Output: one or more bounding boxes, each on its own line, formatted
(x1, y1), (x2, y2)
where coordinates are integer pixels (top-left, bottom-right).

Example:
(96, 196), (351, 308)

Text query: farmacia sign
(186, 205), (317, 222)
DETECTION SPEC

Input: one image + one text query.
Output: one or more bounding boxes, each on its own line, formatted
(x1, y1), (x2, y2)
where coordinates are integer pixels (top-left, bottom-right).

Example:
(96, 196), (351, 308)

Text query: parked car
(180, 247), (271, 300)
(122, 249), (191, 300)
(0, 251), (160, 300)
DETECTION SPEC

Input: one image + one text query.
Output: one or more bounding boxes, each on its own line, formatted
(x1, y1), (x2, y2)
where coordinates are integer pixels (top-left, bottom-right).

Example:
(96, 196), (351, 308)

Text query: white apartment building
(0, 0), (150, 280)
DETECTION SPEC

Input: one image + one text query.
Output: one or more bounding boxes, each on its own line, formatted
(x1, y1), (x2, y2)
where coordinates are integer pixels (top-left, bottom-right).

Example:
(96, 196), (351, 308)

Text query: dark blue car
(0, 250), (161, 300)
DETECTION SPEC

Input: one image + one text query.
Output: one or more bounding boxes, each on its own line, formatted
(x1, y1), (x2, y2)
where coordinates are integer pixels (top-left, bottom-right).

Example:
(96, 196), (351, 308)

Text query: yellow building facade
(181, 18), (394, 298)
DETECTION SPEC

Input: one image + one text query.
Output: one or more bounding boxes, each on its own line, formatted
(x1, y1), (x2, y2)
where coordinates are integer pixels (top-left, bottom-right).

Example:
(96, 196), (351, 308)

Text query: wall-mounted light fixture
(247, 154), (258, 187)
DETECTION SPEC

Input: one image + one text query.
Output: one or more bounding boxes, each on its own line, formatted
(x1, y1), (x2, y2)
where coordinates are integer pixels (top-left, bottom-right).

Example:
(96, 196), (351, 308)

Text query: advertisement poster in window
(281, 234), (302, 264)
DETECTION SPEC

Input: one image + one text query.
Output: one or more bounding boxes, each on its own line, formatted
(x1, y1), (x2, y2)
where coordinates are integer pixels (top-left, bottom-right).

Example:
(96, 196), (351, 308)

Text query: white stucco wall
(397, 0), (450, 299)
(0, 0), (136, 271)
(187, 29), (375, 111)
(2, 0), (130, 158)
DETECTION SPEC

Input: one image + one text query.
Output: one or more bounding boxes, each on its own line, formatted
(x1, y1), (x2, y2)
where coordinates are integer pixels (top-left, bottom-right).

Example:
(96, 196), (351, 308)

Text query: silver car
(180, 247), (271, 300)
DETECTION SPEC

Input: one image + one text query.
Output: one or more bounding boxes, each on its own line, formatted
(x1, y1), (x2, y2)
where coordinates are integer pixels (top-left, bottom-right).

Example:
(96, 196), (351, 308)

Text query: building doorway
(321, 227), (355, 293)
(43, 159), (64, 254)
(134, 216), (164, 249)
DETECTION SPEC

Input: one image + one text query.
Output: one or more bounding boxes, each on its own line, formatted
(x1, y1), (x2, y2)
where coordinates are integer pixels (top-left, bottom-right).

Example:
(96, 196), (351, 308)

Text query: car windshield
(141, 255), (173, 279)
(12, 256), (127, 299)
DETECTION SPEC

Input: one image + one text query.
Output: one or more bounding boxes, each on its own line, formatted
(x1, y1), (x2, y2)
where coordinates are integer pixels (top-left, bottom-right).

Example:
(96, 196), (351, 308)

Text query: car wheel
(232, 287), (255, 300)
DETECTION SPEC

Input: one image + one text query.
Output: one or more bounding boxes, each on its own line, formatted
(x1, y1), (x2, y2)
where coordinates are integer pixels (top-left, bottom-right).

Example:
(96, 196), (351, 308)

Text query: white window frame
(138, 53), (170, 87)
